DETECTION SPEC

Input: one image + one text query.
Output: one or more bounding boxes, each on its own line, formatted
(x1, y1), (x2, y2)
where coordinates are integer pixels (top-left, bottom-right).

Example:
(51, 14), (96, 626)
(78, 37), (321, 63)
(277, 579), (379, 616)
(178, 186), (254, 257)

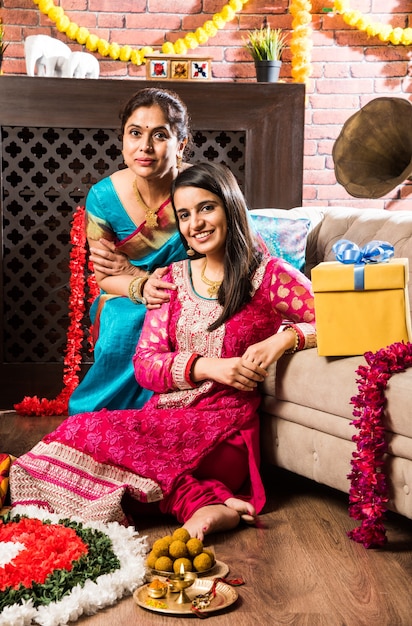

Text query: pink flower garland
(348, 341), (412, 548)
(14, 206), (99, 416)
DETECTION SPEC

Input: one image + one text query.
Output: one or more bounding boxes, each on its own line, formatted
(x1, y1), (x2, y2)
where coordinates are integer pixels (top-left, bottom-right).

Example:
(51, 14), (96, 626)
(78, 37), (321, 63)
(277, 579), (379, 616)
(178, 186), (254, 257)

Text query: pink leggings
(159, 432), (249, 523)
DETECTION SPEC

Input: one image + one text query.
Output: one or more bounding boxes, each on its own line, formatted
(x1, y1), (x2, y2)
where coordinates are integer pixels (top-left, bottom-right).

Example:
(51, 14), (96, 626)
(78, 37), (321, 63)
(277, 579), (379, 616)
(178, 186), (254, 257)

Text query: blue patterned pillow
(249, 214), (311, 270)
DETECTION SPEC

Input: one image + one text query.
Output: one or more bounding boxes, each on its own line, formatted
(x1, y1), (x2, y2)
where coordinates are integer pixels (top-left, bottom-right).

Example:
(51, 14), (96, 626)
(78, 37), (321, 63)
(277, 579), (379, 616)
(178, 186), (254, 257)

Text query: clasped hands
(89, 238), (175, 309)
(192, 334), (291, 392)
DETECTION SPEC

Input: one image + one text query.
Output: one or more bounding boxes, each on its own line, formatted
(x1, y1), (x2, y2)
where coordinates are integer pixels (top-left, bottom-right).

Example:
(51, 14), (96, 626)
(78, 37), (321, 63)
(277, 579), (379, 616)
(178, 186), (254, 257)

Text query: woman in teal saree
(68, 87), (191, 415)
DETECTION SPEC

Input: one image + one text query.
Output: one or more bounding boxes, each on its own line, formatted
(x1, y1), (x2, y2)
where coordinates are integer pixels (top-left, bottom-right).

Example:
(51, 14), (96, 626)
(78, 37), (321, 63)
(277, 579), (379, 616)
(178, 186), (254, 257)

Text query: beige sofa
(258, 206), (412, 520)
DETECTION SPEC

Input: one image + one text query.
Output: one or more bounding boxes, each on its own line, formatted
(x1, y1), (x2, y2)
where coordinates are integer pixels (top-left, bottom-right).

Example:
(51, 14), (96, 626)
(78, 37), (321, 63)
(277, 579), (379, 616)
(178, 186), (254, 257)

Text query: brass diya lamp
(168, 568), (197, 604)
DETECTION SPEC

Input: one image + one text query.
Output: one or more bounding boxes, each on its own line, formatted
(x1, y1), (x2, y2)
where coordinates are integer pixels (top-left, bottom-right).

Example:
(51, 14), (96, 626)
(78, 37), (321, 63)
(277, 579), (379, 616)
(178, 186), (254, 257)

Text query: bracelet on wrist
(128, 276), (148, 305)
(184, 353), (201, 388)
(283, 325), (304, 354)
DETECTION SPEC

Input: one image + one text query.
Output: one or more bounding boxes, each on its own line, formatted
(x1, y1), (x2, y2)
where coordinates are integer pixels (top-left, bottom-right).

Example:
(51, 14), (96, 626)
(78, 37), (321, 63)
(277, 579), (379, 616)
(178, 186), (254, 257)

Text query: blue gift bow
(332, 239), (394, 290)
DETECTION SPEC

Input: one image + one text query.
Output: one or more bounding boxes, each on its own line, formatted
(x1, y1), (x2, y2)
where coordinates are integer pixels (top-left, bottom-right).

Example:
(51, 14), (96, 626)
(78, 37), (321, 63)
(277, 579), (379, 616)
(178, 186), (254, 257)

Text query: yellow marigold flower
(141, 45), (154, 56)
(162, 41), (175, 54)
(38, 0), (54, 14)
(378, 24), (392, 42)
(86, 34), (99, 52)
(97, 38), (110, 57)
(228, 0), (243, 11)
(108, 42), (120, 59)
(130, 49), (144, 65)
(213, 13), (226, 29)
(344, 10), (362, 27)
(76, 27), (90, 45)
(48, 6), (64, 22)
(334, 0), (349, 12)
(119, 45), (132, 62)
(389, 27), (403, 46)
(291, 40), (313, 56)
(56, 15), (70, 33)
(184, 33), (199, 49)
(366, 23), (381, 38)
(221, 6), (235, 22)
(195, 27), (208, 45)
(292, 11), (312, 28)
(203, 20), (218, 38)
(174, 38), (188, 55)
(354, 16), (369, 32)
(290, 0), (311, 15)
(400, 28), (412, 46)
(66, 22), (79, 40)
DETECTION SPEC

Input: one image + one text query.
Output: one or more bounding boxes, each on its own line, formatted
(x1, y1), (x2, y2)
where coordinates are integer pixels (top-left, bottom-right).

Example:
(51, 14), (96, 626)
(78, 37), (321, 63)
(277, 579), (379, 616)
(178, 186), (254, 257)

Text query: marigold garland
(32, 0), (250, 66)
(348, 341), (412, 548)
(333, 0), (412, 46)
(289, 0), (313, 84)
(14, 206), (99, 417)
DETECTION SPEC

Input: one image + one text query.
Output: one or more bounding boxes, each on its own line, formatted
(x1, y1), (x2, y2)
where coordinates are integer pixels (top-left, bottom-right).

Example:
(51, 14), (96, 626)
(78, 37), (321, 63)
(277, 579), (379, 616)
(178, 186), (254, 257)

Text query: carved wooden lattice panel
(1, 126), (245, 364)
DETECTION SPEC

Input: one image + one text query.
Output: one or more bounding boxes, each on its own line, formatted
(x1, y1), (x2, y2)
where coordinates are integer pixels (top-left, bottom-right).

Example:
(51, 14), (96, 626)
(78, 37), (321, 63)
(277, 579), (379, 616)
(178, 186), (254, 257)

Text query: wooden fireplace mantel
(0, 75), (305, 209)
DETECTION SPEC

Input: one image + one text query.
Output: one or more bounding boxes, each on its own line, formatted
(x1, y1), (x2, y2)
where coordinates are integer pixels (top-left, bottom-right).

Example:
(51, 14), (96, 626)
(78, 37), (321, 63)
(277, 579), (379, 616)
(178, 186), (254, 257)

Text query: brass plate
(134, 578), (238, 615)
(149, 559), (229, 579)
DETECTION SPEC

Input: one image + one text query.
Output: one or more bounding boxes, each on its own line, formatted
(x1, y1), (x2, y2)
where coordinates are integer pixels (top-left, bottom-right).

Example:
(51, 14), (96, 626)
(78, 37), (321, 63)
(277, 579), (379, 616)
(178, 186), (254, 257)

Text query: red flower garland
(14, 206), (99, 416)
(348, 341), (412, 548)
(0, 517), (88, 590)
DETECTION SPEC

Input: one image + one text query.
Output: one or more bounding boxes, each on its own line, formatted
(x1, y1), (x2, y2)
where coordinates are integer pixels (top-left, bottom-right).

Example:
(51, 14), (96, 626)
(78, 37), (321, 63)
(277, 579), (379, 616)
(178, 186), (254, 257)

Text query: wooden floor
(2, 410), (412, 626)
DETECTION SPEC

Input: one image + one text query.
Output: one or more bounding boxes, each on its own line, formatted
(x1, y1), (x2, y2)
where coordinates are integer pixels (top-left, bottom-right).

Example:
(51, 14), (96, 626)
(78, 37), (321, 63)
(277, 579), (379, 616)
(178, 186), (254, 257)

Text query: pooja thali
(134, 577), (238, 615)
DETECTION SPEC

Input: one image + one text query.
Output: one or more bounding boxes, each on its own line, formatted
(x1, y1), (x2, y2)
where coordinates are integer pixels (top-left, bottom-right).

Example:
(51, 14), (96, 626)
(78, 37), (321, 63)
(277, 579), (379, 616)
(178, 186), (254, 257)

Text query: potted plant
(0, 17), (8, 75)
(243, 17), (287, 83)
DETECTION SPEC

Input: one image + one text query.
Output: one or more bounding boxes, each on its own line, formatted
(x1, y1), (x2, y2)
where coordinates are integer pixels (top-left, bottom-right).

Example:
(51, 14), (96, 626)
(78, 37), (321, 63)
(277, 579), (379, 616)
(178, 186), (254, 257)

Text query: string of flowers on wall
(332, 0), (412, 46)
(32, 0), (313, 85)
(33, 0), (250, 66)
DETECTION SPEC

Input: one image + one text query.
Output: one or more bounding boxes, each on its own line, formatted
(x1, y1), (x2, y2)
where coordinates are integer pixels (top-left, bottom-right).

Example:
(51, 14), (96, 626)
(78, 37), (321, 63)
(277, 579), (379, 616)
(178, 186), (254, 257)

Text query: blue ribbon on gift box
(332, 239), (394, 290)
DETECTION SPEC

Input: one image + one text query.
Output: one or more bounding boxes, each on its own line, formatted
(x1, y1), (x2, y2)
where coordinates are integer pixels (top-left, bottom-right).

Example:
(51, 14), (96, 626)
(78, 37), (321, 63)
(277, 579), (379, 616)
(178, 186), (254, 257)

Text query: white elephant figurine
(62, 51), (100, 79)
(24, 35), (71, 77)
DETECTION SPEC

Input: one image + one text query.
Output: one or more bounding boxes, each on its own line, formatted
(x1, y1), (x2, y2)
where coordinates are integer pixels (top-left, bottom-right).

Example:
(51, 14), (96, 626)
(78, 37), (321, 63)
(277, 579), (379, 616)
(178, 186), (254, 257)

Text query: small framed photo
(191, 60), (210, 80)
(147, 58), (168, 79)
(171, 60), (189, 80)
(146, 55), (212, 81)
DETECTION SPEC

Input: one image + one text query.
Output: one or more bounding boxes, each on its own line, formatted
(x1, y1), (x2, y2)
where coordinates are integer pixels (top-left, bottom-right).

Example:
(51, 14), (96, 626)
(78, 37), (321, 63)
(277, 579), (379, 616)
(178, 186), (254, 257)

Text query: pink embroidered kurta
(10, 257), (315, 525)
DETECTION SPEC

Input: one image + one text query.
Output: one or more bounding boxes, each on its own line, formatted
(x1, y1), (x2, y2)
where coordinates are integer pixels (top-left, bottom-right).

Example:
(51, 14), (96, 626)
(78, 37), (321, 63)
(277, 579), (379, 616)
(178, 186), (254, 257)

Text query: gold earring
(187, 246), (195, 257)
(177, 155), (182, 170)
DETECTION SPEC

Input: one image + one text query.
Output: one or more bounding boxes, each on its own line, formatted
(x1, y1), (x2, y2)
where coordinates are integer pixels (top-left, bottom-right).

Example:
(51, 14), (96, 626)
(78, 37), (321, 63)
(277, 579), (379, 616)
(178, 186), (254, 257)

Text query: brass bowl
(147, 580), (168, 599)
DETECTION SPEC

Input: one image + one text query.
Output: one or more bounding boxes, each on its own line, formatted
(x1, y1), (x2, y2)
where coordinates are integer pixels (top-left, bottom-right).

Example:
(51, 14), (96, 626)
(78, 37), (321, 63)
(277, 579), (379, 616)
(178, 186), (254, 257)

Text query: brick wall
(1, 0), (412, 210)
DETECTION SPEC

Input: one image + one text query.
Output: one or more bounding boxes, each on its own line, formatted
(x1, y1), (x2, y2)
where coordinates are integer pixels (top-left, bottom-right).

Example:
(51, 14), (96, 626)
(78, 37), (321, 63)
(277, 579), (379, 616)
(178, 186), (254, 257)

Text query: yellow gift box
(312, 258), (412, 356)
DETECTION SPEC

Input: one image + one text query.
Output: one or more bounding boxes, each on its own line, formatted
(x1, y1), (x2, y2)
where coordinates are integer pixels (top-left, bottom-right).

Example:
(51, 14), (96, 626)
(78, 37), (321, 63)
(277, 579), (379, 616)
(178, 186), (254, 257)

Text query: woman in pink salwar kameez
(10, 163), (316, 539)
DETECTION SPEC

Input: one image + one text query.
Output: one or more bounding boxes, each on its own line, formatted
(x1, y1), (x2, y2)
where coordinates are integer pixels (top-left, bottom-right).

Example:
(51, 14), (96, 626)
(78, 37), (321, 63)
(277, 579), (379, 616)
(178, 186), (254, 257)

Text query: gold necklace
(200, 261), (222, 298)
(133, 179), (170, 229)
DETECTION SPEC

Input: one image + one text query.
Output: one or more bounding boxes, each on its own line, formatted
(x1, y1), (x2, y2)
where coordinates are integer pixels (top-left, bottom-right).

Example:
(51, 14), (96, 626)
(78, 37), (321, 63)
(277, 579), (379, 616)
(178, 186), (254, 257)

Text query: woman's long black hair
(171, 162), (264, 331)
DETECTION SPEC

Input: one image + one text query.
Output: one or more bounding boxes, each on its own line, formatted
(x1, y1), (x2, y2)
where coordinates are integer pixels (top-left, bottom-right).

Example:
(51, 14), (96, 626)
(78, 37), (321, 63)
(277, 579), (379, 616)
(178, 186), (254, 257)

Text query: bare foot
(225, 497), (257, 525)
(183, 504), (241, 540)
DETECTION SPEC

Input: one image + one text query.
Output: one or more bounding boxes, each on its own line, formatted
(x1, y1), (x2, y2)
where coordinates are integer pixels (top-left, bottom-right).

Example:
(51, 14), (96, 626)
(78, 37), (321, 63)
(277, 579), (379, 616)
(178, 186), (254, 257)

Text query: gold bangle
(128, 276), (147, 305)
(136, 275), (149, 299)
(284, 327), (299, 354)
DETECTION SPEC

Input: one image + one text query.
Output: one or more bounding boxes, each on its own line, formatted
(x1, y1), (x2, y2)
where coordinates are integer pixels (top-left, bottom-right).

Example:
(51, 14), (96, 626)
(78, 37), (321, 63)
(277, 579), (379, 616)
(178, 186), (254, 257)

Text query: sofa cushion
(249, 211), (311, 270)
